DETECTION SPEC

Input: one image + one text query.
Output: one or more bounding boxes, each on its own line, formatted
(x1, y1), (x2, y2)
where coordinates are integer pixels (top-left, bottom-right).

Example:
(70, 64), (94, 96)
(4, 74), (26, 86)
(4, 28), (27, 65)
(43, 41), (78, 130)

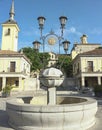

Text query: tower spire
(9, 0), (15, 21)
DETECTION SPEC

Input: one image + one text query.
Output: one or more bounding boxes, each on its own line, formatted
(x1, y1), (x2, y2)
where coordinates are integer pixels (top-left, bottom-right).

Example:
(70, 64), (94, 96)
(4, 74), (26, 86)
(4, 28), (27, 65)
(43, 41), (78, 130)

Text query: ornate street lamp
(62, 40), (70, 54)
(35, 16), (69, 53)
(32, 40), (41, 51)
(59, 16), (68, 36)
(37, 16), (46, 37)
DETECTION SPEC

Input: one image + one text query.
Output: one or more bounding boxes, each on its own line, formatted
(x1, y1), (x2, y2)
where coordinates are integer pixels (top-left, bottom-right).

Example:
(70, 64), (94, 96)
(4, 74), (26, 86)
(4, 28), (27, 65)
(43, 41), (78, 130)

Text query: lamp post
(37, 16), (46, 37)
(33, 16), (69, 54)
(62, 40), (70, 54)
(32, 40), (41, 51)
(59, 16), (68, 37)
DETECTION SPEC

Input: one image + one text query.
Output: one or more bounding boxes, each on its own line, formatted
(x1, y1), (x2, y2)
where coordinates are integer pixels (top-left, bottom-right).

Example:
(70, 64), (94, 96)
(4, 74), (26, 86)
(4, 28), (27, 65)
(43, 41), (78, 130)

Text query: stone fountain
(6, 67), (97, 130)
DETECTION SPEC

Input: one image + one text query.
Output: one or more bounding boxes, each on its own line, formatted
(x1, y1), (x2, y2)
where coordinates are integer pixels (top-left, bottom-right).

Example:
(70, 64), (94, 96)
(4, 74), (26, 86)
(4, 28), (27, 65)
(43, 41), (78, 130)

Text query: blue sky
(0, 0), (102, 53)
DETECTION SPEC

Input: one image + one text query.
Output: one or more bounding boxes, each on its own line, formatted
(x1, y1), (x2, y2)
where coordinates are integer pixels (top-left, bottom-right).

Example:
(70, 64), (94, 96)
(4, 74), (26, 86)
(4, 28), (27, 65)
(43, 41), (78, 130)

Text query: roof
(2, 19), (17, 24)
(0, 50), (19, 55)
(0, 50), (31, 64)
(80, 48), (102, 56)
(74, 43), (101, 45)
(72, 48), (102, 63)
(71, 43), (101, 51)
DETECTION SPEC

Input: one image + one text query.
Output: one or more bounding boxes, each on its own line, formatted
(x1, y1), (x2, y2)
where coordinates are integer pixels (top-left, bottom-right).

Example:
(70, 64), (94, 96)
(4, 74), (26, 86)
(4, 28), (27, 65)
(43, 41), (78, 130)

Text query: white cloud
(69, 27), (76, 33)
(54, 26), (82, 37)
(65, 27), (82, 36)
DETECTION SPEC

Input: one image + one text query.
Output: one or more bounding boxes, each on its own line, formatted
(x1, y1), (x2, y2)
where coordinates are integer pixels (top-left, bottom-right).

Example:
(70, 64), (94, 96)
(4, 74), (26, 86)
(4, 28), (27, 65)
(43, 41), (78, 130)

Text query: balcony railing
(85, 67), (93, 72)
(0, 68), (28, 75)
(84, 67), (102, 73)
(73, 67), (102, 76)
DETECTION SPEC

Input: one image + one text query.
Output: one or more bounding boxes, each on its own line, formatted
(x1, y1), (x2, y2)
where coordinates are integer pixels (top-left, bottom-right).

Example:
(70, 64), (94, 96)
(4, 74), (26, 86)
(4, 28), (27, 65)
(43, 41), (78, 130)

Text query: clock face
(48, 37), (56, 45)
(47, 35), (58, 46)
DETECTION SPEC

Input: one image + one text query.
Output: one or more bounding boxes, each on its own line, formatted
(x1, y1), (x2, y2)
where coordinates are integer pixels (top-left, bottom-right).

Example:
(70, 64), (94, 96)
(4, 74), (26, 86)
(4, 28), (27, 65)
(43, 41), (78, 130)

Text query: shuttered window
(10, 62), (16, 72)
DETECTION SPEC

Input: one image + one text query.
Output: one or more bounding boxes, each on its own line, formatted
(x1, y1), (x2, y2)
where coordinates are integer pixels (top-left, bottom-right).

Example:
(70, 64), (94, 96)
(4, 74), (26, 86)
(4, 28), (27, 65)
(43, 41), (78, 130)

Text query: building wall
(0, 57), (30, 75)
(73, 58), (81, 75)
(47, 52), (58, 67)
(62, 78), (76, 90)
(73, 54), (102, 88)
(73, 56), (102, 75)
(80, 57), (102, 73)
(1, 24), (19, 51)
(24, 78), (40, 91)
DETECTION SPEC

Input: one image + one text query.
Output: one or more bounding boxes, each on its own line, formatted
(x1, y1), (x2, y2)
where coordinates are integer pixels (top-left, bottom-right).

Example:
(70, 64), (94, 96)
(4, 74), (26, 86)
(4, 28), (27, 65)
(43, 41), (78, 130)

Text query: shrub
(94, 85), (102, 92)
(2, 85), (13, 97)
(94, 85), (102, 97)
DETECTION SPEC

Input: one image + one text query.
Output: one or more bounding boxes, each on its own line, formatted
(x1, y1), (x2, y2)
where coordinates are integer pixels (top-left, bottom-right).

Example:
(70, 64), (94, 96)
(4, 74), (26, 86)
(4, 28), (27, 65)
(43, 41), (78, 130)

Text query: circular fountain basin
(6, 96), (97, 130)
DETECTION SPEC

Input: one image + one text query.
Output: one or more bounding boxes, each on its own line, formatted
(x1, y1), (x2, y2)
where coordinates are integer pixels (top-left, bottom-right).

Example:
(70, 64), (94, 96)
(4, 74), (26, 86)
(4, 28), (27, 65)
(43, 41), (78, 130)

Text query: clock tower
(1, 0), (20, 52)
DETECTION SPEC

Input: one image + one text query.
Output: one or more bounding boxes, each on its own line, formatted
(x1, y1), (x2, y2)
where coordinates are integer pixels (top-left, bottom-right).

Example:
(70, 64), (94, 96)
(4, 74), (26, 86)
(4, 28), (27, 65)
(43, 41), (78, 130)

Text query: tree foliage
(57, 55), (73, 77)
(20, 47), (50, 71)
(20, 47), (73, 77)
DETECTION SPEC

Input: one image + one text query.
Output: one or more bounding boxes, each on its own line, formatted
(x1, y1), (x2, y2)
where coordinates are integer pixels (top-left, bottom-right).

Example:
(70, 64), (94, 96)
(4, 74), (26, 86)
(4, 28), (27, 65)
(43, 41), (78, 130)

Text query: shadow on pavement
(0, 110), (11, 128)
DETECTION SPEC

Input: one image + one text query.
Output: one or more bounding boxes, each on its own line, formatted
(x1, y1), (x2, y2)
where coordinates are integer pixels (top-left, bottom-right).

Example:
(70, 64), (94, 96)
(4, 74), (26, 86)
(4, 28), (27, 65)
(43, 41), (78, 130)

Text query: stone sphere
(40, 67), (64, 88)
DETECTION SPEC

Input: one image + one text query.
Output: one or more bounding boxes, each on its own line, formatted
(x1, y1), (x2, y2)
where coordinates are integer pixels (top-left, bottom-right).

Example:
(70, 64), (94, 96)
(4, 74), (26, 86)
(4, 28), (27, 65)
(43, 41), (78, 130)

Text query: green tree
(20, 47), (50, 71)
(57, 54), (73, 77)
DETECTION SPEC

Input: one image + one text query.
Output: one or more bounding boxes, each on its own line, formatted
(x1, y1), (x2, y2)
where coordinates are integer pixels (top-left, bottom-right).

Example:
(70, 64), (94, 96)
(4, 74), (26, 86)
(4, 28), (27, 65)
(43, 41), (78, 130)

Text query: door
(87, 61), (93, 72)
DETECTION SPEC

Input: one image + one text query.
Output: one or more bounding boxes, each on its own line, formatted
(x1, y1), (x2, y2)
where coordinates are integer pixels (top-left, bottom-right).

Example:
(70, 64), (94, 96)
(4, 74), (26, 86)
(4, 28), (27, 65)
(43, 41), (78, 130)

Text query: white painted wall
(24, 78), (40, 91)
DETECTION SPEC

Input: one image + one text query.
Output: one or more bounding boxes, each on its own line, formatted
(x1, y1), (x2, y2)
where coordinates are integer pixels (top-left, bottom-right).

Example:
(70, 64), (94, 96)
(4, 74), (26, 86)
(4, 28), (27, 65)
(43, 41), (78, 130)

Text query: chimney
(80, 34), (88, 44)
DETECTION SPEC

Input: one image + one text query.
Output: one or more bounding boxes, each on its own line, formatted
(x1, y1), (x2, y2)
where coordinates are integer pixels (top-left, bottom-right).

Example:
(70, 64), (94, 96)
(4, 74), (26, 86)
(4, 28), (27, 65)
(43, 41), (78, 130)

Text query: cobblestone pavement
(0, 94), (102, 130)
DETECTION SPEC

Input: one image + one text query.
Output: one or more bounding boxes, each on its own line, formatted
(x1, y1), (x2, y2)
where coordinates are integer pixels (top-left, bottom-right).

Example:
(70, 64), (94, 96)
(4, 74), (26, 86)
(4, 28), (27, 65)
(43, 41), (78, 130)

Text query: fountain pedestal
(40, 67), (64, 105)
(47, 87), (56, 105)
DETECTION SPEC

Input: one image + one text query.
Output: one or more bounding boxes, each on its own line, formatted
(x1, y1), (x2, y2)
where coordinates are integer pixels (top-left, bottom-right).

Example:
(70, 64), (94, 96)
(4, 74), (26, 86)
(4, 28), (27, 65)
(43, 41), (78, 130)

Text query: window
(15, 80), (19, 86)
(10, 62), (16, 72)
(50, 62), (53, 66)
(52, 55), (54, 59)
(87, 61), (93, 72)
(5, 28), (10, 35)
(8, 28), (10, 35)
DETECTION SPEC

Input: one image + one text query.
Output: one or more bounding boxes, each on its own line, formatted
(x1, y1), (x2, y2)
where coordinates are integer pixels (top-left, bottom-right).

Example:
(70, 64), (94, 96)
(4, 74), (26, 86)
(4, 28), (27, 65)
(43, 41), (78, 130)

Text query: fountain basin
(6, 96), (97, 130)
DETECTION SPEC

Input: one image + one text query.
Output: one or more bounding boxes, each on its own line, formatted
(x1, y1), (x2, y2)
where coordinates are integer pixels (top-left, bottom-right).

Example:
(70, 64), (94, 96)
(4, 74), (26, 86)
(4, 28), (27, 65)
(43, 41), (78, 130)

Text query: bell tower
(1, 0), (20, 52)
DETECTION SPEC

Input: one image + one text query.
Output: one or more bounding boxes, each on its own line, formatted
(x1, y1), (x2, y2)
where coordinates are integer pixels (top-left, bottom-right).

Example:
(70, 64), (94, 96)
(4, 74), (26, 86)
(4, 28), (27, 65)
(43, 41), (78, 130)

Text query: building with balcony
(73, 48), (102, 88)
(0, 50), (31, 91)
(0, 0), (31, 92)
